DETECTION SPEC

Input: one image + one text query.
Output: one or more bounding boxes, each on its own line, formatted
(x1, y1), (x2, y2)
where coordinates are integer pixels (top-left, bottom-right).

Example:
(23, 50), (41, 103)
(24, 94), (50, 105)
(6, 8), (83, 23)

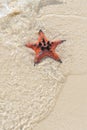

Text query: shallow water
(0, 0), (87, 130)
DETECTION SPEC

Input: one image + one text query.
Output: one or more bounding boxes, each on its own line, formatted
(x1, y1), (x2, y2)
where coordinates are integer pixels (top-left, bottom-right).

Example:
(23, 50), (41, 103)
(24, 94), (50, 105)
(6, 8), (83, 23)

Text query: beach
(0, 0), (87, 130)
(34, 74), (87, 130)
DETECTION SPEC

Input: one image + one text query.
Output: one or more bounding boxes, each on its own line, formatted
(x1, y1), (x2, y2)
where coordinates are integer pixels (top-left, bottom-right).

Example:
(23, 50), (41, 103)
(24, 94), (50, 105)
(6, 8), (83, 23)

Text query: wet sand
(0, 0), (87, 130)
(34, 74), (87, 130)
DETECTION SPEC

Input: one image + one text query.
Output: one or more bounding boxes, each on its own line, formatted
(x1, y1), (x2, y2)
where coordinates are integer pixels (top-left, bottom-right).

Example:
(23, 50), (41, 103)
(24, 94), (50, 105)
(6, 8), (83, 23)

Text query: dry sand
(34, 74), (87, 130)
(0, 0), (87, 130)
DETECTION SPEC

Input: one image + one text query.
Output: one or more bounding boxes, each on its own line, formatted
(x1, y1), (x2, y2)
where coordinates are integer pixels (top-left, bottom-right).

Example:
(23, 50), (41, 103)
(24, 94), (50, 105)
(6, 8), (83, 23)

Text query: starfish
(25, 30), (66, 66)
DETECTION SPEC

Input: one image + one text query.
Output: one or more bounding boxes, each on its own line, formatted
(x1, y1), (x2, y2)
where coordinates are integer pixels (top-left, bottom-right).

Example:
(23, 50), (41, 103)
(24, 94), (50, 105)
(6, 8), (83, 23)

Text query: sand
(34, 74), (87, 130)
(0, 0), (87, 130)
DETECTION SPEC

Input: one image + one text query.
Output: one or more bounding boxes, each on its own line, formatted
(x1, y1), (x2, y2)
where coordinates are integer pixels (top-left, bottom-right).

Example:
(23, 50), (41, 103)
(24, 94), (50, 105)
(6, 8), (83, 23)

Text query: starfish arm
(38, 30), (48, 43)
(51, 40), (64, 51)
(34, 55), (40, 64)
(25, 41), (38, 47)
(25, 42), (38, 51)
(34, 51), (59, 63)
(48, 51), (62, 63)
(34, 54), (41, 64)
(48, 51), (60, 60)
(34, 50), (52, 64)
(34, 52), (45, 64)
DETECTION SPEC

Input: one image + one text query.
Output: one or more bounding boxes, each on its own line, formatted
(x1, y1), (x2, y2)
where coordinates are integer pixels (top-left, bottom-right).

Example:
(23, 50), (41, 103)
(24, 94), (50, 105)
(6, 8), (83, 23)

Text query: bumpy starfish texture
(25, 30), (66, 65)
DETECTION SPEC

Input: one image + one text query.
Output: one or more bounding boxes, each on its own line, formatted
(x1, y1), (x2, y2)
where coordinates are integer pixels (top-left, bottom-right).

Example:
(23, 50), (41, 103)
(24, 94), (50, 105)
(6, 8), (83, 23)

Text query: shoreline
(34, 74), (87, 130)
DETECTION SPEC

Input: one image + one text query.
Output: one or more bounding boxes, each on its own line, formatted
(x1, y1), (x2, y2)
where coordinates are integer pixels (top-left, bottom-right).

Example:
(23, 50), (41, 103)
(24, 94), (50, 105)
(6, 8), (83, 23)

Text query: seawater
(0, 0), (87, 130)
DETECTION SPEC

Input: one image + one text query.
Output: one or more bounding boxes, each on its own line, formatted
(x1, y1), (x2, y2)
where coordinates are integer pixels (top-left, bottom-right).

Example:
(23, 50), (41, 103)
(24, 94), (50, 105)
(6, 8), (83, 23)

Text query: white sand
(0, 0), (87, 130)
(34, 74), (87, 130)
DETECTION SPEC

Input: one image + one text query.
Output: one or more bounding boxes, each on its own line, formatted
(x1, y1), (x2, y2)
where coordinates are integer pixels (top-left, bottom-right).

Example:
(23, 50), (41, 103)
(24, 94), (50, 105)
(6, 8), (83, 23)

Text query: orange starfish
(25, 30), (66, 66)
